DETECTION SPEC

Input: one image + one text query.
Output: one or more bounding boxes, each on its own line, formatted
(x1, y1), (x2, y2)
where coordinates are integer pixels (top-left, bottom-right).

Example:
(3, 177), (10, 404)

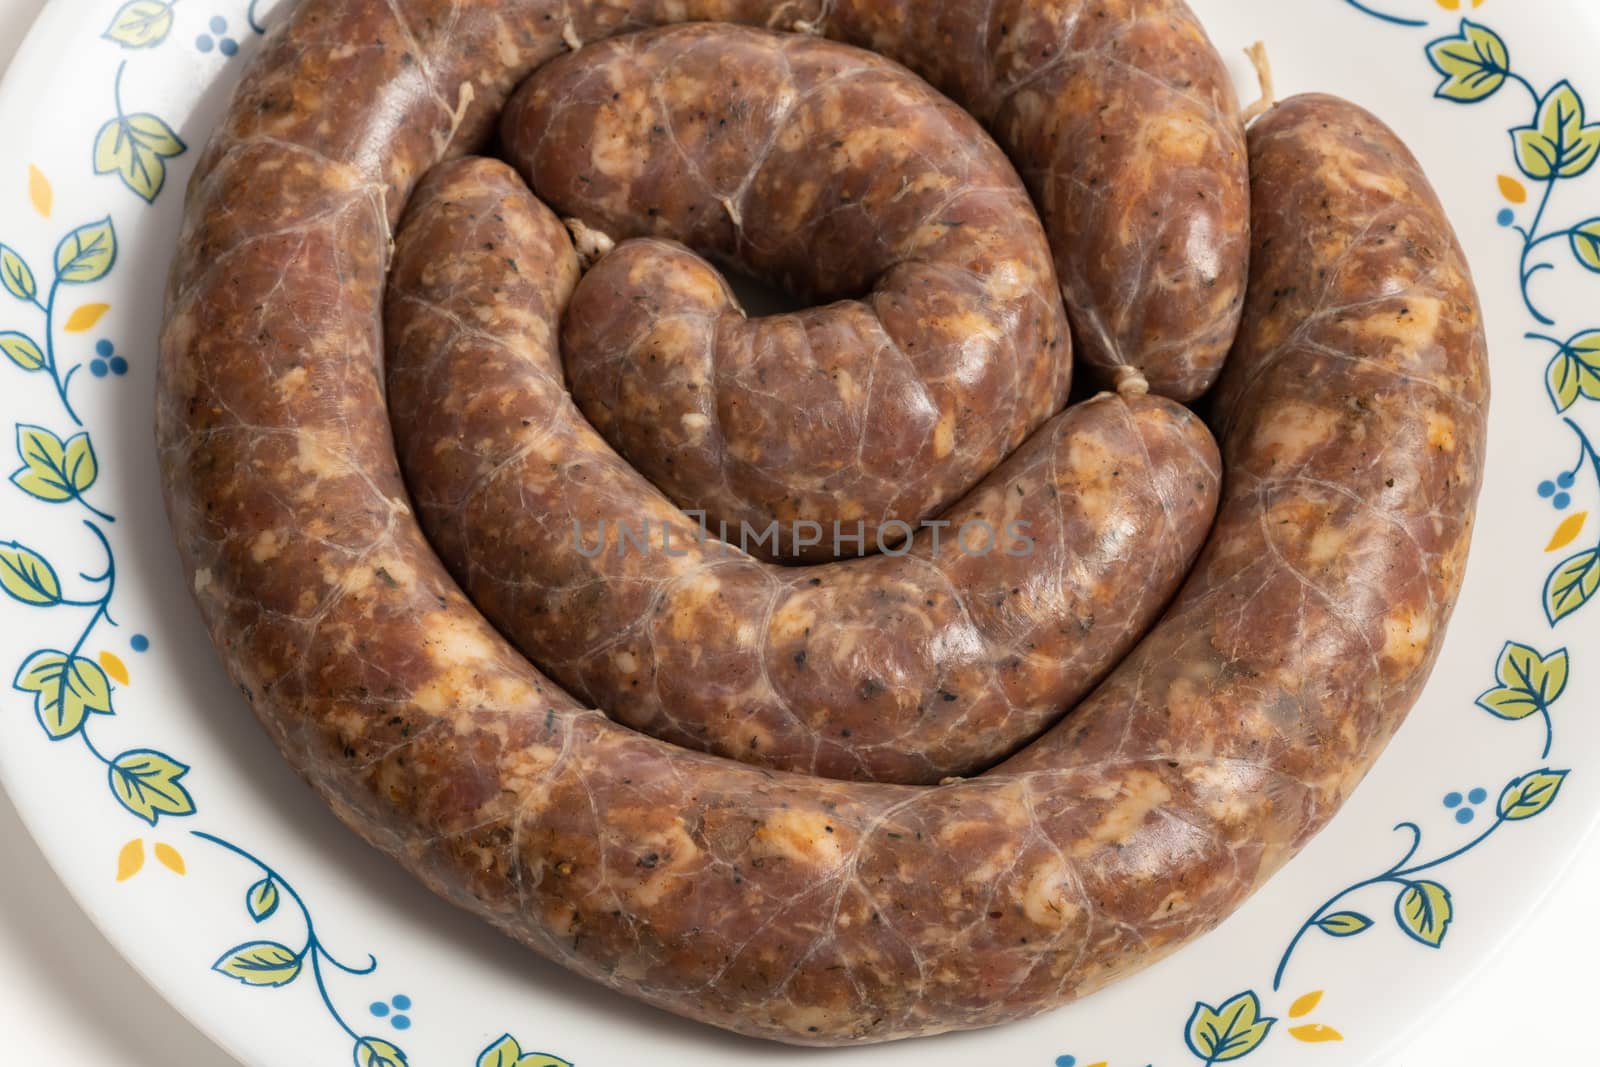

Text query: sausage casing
(158, 0), (1486, 1041)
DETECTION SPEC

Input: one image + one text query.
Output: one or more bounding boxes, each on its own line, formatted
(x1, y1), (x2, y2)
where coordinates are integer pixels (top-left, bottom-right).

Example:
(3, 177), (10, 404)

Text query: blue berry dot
(369, 1002), (390, 1018)
(1556, 493), (1573, 510)
(1469, 787), (1488, 805)
(1539, 481), (1557, 498)
(1456, 808), (1476, 825)
(1056, 1058), (1077, 1067)
(211, 15), (227, 32)
(392, 1016), (411, 1031)
(95, 339), (113, 357)
(1497, 208), (1515, 226)
(1559, 472), (1578, 490)
(1443, 791), (1463, 808)
(392, 994), (412, 1010)
(130, 634), (150, 653)
(90, 360), (109, 378)
(197, 34), (214, 52)
(110, 356), (129, 376)
(220, 38), (239, 56)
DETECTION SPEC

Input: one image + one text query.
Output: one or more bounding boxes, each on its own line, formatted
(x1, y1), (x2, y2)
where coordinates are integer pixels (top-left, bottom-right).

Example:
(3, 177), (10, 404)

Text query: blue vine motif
(1272, 767), (1569, 991)
(1339, 1), (1426, 29)
(2, 203), (196, 826)
(194, 831), (410, 1067)
(1, 217), (117, 425)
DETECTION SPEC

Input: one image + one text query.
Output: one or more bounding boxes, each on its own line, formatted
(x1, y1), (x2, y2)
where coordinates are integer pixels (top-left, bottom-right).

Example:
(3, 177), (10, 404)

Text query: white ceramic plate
(3, 1), (1599, 1064)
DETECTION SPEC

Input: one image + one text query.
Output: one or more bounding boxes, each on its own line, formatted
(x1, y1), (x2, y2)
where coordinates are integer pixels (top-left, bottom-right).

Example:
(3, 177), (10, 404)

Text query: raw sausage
(501, 26), (1072, 559)
(157, 0), (1486, 1042)
(385, 155), (1219, 784)
(829, 0), (1250, 399)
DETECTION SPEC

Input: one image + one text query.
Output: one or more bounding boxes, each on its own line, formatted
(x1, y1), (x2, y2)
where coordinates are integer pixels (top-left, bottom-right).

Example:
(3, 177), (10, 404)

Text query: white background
(0, 0), (1596, 1063)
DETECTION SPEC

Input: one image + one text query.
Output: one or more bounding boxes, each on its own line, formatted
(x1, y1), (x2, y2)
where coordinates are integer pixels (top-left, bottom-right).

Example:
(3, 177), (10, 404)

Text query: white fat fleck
(562, 20), (583, 52)
(1021, 859), (1079, 930)
(753, 810), (845, 869)
(250, 529), (282, 563)
(193, 568), (213, 594)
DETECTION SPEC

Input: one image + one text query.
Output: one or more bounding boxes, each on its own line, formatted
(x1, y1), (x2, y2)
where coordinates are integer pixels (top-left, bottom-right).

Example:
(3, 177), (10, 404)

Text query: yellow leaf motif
(93, 113), (187, 204)
(1, 245), (37, 301)
(54, 218), (117, 285)
(109, 750), (195, 825)
(355, 1037), (408, 1067)
(11, 424), (98, 502)
(213, 941), (302, 987)
(1289, 990), (1323, 1018)
(1498, 174), (1527, 203)
(1396, 881), (1454, 947)
(116, 838), (144, 882)
(1427, 20), (1509, 103)
(1185, 992), (1276, 1063)
(64, 303), (110, 333)
(28, 165), (51, 217)
(99, 650), (131, 686)
(15, 650), (113, 739)
(0, 541), (62, 605)
(102, 0), (175, 49)
(1549, 512), (1589, 553)
(1545, 332), (1600, 412)
(475, 1035), (571, 1067)
(1546, 548), (1600, 624)
(154, 843), (186, 875)
(1513, 82), (1600, 181)
(0, 332), (45, 371)
(1499, 769), (1569, 821)
(1289, 1024), (1344, 1043)
(1572, 219), (1600, 274)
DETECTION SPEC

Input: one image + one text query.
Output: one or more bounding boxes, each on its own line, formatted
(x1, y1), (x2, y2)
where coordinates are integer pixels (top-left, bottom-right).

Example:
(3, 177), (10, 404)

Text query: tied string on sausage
(159, 0), (1486, 1048)
(385, 26), (1222, 785)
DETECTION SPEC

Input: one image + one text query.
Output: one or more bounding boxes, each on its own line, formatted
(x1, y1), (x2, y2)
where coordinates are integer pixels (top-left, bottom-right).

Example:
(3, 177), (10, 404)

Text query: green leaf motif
(477, 1036), (524, 1067)
(0, 332), (44, 372)
(247, 877), (281, 922)
(1395, 881), (1453, 948)
(94, 112), (187, 204)
(109, 750), (195, 824)
(0, 245), (36, 302)
(1572, 219), (1600, 273)
(1547, 333), (1600, 413)
(1315, 911), (1374, 938)
(475, 1035), (573, 1067)
(0, 541), (62, 605)
(1545, 548), (1600, 625)
(1184, 991), (1276, 1063)
(1513, 81), (1600, 181)
(212, 941), (302, 987)
(354, 1037), (409, 1067)
(1477, 642), (1570, 720)
(54, 218), (117, 284)
(1427, 20), (1510, 103)
(14, 650), (113, 739)
(1499, 769), (1569, 821)
(102, 0), (175, 48)
(11, 424), (98, 502)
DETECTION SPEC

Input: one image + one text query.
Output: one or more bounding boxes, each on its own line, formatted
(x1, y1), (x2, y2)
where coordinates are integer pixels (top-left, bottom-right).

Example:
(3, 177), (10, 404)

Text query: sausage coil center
(158, 0), (1489, 1047)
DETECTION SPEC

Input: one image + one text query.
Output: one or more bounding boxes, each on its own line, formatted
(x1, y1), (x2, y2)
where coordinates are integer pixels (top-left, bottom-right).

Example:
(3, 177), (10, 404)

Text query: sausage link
(501, 27), (1072, 559)
(385, 156), (1218, 784)
(158, 0), (1485, 1044)
(827, 0), (1249, 399)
